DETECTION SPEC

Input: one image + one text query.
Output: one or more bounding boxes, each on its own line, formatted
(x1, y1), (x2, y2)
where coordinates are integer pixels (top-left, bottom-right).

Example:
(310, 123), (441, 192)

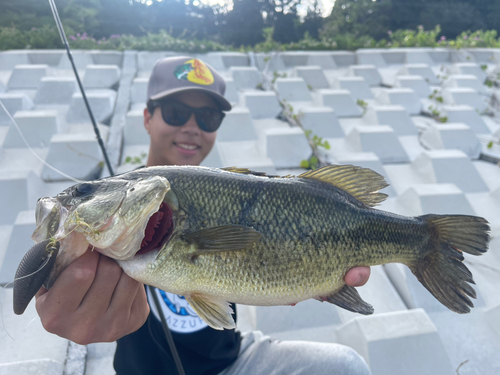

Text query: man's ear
(144, 107), (152, 134)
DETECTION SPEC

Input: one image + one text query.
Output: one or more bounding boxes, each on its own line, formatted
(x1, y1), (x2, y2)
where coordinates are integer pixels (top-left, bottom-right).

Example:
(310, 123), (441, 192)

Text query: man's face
(144, 91), (218, 167)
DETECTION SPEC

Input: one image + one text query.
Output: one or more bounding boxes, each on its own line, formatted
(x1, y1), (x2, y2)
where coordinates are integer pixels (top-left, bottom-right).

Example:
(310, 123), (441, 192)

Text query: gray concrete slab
(441, 105), (490, 134)
(230, 66), (261, 90)
(442, 87), (488, 113)
(443, 74), (487, 94)
(336, 309), (454, 375)
(7, 64), (49, 89)
(307, 52), (337, 69)
(130, 77), (148, 104)
(83, 64), (121, 89)
(333, 77), (374, 100)
(92, 51), (124, 66)
(363, 105), (417, 136)
(218, 107), (258, 142)
(0, 170), (41, 225)
(218, 140), (276, 173)
(85, 342), (117, 375)
(124, 109), (149, 146)
(348, 65), (382, 87)
(394, 75), (431, 98)
(450, 62), (488, 82)
(34, 76), (78, 105)
(356, 50), (387, 67)
(419, 123), (481, 158)
(0, 50), (30, 69)
(241, 91), (281, 119)
(58, 50), (94, 70)
(4, 110), (60, 148)
(0, 93), (35, 125)
(297, 106), (344, 138)
(330, 51), (356, 67)
(398, 64), (439, 85)
(66, 89), (117, 124)
(293, 66), (329, 89)
(275, 77), (312, 102)
(346, 125), (410, 163)
(265, 127), (310, 168)
(280, 51), (309, 67)
(316, 89), (363, 118)
(375, 88), (422, 115)
(224, 77), (239, 104)
(27, 50), (64, 66)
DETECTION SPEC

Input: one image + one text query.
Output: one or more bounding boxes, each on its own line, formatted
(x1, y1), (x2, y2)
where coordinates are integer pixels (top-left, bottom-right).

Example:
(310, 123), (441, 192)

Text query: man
(35, 56), (372, 374)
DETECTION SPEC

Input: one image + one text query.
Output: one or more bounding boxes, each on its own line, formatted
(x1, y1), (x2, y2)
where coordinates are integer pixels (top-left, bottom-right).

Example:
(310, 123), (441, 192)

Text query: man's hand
(35, 249), (150, 345)
(344, 266), (370, 287)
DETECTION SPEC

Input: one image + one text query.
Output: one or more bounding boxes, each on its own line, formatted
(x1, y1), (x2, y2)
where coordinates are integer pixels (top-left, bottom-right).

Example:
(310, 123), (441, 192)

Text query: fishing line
(0, 101), (82, 183)
(48, 0), (115, 177)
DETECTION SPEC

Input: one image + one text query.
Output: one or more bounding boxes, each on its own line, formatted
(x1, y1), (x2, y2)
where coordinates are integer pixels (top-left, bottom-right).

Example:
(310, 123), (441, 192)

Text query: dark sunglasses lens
(196, 108), (224, 133)
(161, 102), (190, 126)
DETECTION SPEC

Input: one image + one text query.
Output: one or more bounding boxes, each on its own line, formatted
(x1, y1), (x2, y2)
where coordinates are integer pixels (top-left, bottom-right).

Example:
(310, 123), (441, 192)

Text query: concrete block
(85, 342), (117, 375)
(265, 127), (310, 168)
(442, 88), (488, 113)
(443, 74), (486, 94)
(294, 66), (329, 89)
(307, 52), (336, 69)
(398, 183), (475, 216)
(241, 91), (281, 119)
(419, 123), (481, 158)
(394, 75), (431, 98)
(92, 50), (124, 66)
(7, 64), (48, 89)
(441, 105), (490, 134)
(411, 150), (489, 193)
(0, 93), (34, 125)
(485, 303), (500, 337)
(346, 125), (409, 163)
(256, 299), (342, 335)
(224, 77), (239, 104)
(297, 106), (343, 138)
(83, 64), (121, 89)
(0, 359), (63, 375)
(217, 107), (257, 141)
(348, 65), (382, 87)
(124, 109), (149, 146)
(66, 89), (116, 124)
(0, 210), (36, 283)
(330, 51), (356, 66)
(230, 66), (261, 90)
(217, 141), (276, 174)
(28, 50), (64, 66)
(450, 62), (487, 82)
(58, 50), (94, 70)
(363, 105), (417, 135)
(41, 133), (105, 181)
(0, 80), (4, 93)
(34, 76), (78, 105)
(219, 52), (249, 68)
(275, 78), (312, 102)
(405, 50), (434, 65)
(281, 51), (309, 67)
(317, 89), (363, 118)
(200, 141), (223, 168)
(334, 77), (374, 100)
(356, 50), (387, 67)
(0, 288), (69, 366)
(130, 77), (148, 104)
(4, 110), (60, 148)
(336, 309), (454, 375)
(380, 50), (406, 64)
(428, 49), (451, 63)
(375, 88), (422, 115)
(467, 48), (496, 63)
(0, 50), (29, 69)
(450, 49), (476, 63)
(137, 51), (178, 71)
(397, 64), (439, 85)
(198, 52), (226, 71)
(0, 171), (41, 225)
(254, 53), (286, 71)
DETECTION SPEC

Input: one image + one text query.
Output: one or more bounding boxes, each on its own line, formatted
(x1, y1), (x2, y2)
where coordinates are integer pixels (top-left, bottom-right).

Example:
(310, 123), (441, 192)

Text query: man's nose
(181, 113), (199, 133)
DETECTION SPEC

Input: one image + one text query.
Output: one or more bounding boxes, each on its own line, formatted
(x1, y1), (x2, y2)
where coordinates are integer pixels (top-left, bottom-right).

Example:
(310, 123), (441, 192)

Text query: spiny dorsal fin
(220, 167), (288, 179)
(298, 165), (389, 207)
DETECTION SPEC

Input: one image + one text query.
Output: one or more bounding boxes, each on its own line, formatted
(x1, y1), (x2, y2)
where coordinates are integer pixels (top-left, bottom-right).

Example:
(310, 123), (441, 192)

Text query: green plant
(124, 152), (147, 165)
(300, 129), (331, 170)
(356, 99), (368, 115)
(387, 25), (440, 48)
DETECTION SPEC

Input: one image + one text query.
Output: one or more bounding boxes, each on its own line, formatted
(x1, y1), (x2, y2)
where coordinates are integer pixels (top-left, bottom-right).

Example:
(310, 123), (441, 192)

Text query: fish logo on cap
(173, 59), (214, 86)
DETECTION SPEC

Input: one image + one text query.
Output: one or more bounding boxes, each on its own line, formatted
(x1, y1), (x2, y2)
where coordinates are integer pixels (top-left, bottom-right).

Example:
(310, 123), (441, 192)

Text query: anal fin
(185, 294), (236, 330)
(319, 285), (374, 315)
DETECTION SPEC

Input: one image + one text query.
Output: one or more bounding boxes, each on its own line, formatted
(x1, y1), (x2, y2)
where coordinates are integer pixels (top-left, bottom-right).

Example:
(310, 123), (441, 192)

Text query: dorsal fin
(221, 167), (286, 178)
(298, 165), (389, 207)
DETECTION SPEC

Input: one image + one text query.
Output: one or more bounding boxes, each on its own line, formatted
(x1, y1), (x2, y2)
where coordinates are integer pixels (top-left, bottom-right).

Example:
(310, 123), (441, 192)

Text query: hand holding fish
(35, 249), (149, 345)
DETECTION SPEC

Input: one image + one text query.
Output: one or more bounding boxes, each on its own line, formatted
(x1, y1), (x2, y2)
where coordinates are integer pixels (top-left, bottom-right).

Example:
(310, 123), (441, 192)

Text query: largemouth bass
(13, 165), (490, 330)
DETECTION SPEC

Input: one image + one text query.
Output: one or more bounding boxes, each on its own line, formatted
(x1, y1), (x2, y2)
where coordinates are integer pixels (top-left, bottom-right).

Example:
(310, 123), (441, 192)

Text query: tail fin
(412, 214), (490, 314)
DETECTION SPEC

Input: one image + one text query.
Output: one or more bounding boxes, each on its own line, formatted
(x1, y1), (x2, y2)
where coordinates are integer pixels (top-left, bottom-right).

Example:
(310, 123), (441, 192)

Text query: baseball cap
(147, 56), (231, 111)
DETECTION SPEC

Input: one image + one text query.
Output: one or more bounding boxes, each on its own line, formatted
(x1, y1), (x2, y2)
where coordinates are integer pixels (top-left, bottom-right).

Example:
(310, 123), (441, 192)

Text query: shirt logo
(173, 59), (214, 86)
(149, 288), (208, 334)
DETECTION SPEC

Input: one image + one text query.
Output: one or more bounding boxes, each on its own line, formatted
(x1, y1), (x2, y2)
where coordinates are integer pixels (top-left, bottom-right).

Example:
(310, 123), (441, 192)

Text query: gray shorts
(218, 331), (372, 375)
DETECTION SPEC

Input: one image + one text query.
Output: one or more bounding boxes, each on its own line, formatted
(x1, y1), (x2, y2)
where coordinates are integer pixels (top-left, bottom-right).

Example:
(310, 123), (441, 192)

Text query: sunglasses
(149, 100), (225, 133)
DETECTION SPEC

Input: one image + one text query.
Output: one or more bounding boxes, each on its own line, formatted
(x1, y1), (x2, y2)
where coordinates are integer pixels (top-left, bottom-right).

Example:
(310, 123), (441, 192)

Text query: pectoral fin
(183, 225), (262, 253)
(318, 285), (374, 315)
(185, 294), (236, 330)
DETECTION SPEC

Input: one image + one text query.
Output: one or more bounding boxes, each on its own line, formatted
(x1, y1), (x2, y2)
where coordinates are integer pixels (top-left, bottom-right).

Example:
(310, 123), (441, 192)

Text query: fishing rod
(47, 1), (185, 374)
(48, 0), (114, 177)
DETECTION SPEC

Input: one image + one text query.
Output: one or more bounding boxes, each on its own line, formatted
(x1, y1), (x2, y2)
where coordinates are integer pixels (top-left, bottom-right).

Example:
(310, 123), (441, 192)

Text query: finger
(126, 286), (149, 335)
(37, 249), (99, 315)
(79, 254), (122, 316)
(107, 272), (142, 318)
(344, 266), (371, 287)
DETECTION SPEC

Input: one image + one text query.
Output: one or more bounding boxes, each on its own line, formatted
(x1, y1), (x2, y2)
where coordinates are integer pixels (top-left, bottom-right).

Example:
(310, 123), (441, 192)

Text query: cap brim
(150, 87), (232, 111)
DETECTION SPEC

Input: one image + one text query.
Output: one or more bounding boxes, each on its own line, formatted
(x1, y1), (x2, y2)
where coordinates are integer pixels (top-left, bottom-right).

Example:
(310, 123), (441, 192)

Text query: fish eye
(74, 183), (94, 197)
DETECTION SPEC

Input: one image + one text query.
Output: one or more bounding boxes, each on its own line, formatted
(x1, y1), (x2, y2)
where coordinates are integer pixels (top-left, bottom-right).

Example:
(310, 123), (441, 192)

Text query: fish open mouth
(137, 202), (174, 255)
